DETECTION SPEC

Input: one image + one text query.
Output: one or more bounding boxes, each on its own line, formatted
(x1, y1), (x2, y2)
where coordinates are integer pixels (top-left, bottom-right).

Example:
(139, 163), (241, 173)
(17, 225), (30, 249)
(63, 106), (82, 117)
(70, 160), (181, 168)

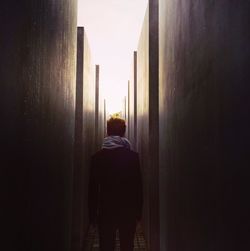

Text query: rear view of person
(88, 117), (143, 251)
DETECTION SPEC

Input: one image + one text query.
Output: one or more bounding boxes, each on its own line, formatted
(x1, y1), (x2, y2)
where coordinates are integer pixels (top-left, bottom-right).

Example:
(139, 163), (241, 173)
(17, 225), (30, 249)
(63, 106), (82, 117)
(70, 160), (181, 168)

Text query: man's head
(107, 117), (126, 137)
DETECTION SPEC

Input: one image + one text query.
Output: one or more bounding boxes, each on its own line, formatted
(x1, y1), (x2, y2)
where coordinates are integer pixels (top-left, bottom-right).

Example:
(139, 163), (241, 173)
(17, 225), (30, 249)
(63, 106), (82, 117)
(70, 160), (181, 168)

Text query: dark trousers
(98, 216), (136, 251)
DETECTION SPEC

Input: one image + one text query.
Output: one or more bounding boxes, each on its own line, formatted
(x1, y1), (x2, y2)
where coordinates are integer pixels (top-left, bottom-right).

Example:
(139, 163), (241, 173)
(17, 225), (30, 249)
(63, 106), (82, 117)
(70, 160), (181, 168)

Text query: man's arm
(88, 156), (99, 224)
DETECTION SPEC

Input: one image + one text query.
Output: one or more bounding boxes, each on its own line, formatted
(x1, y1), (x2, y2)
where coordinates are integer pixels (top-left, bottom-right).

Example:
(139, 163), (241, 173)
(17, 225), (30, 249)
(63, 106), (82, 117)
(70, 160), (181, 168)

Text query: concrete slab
(72, 27), (95, 251)
(128, 52), (137, 150)
(159, 1), (250, 250)
(136, 1), (159, 250)
(0, 1), (77, 250)
(95, 65), (105, 149)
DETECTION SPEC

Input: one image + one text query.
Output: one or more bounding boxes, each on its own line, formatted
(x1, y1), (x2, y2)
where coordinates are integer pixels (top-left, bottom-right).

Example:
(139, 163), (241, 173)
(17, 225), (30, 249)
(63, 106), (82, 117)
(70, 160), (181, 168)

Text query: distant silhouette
(88, 117), (143, 251)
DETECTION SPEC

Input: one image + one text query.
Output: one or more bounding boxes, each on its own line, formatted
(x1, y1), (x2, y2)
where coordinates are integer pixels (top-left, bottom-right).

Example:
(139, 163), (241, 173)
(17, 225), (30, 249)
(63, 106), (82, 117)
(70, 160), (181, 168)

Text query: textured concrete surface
(136, 1), (159, 250)
(126, 81), (130, 138)
(72, 27), (95, 251)
(137, 7), (150, 246)
(0, 1), (77, 251)
(95, 65), (105, 149)
(104, 99), (107, 136)
(159, 1), (250, 250)
(128, 52), (137, 150)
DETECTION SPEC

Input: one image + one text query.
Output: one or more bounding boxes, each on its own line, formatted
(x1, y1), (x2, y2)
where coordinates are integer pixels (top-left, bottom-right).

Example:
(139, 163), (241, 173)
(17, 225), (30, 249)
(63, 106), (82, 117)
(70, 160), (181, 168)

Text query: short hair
(107, 117), (126, 137)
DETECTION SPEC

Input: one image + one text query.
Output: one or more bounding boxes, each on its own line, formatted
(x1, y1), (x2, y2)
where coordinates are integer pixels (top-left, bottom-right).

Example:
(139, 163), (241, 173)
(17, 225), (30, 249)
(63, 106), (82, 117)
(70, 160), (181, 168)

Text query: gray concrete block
(95, 65), (100, 149)
(95, 65), (105, 149)
(136, 1), (160, 250)
(0, 1), (77, 250)
(72, 27), (95, 251)
(128, 52), (137, 150)
(159, 1), (250, 250)
(104, 99), (107, 137)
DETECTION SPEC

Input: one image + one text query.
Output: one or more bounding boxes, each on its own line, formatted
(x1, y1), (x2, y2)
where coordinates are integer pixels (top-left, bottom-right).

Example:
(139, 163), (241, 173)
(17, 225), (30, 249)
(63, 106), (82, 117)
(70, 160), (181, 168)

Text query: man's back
(89, 147), (143, 221)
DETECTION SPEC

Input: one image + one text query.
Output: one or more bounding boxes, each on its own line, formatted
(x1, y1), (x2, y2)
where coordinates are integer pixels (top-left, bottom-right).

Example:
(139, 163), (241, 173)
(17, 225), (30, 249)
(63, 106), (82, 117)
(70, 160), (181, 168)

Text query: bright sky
(77, 0), (148, 114)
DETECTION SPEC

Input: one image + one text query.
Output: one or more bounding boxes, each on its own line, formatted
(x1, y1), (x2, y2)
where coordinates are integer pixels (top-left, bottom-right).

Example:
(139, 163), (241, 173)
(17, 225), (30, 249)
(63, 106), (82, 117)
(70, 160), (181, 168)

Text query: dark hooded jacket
(88, 147), (143, 223)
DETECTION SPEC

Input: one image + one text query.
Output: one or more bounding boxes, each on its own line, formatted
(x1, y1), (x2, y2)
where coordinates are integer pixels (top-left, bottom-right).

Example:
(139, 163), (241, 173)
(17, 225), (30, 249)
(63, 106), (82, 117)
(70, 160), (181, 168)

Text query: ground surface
(83, 224), (147, 250)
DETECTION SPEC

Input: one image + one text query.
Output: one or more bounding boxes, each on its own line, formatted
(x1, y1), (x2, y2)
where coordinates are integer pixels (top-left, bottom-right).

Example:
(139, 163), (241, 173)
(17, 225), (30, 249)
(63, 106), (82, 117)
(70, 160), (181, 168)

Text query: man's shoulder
(126, 149), (139, 157)
(91, 149), (104, 159)
(92, 148), (139, 159)
(116, 148), (139, 159)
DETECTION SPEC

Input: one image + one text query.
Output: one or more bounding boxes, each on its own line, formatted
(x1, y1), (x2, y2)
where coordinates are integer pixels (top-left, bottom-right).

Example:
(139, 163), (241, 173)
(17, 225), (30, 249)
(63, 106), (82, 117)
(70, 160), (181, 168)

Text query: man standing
(88, 117), (143, 251)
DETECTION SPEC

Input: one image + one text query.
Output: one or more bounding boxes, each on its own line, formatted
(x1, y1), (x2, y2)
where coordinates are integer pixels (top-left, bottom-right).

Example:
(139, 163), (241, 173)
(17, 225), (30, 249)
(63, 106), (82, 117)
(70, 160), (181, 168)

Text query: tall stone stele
(1, 1), (77, 251)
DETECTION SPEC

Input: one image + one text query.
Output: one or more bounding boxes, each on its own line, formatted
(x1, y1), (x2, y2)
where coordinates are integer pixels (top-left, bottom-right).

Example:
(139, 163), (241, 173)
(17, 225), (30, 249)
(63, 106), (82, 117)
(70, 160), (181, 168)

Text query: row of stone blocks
(127, 1), (250, 251)
(0, 2), (104, 251)
(72, 27), (105, 251)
